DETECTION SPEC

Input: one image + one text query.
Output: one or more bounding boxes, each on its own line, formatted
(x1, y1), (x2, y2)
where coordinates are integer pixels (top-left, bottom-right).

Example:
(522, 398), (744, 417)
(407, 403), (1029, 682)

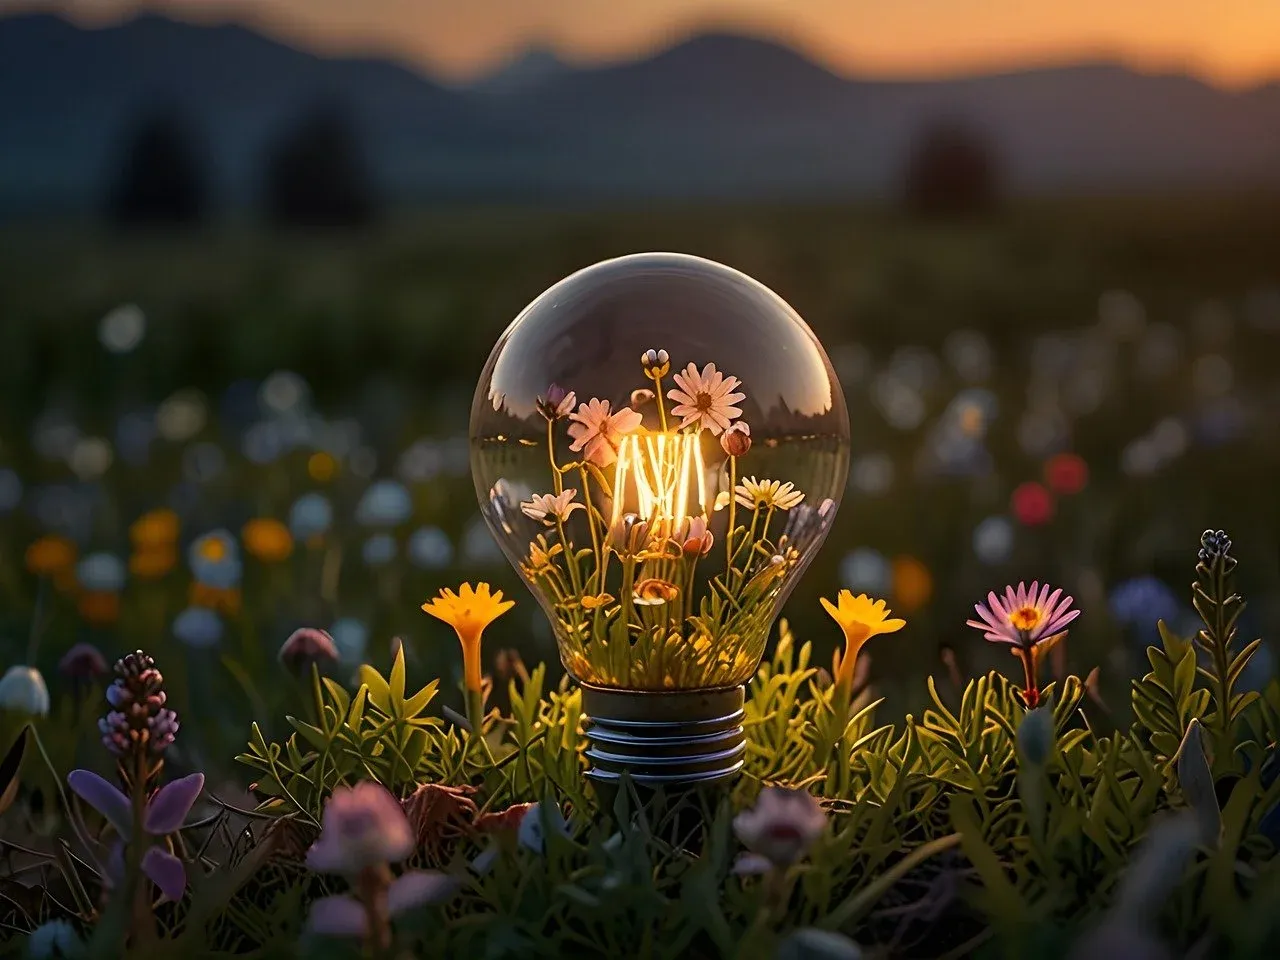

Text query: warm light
(611, 431), (708, 526)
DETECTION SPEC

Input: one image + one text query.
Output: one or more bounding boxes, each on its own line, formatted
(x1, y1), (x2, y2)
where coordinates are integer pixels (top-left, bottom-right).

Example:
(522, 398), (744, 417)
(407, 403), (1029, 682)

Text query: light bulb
(470, 253), (850, 786)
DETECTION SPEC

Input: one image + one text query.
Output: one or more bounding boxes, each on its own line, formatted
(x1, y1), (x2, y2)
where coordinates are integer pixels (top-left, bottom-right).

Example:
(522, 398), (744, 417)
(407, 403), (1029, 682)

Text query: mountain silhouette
(1, 12), (1277, 214)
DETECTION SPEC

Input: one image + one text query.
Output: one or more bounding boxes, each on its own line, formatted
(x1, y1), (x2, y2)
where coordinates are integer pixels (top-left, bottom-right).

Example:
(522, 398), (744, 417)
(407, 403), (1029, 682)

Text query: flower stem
(547, 419), (562, 496)
(1017, 646), (1040, 709)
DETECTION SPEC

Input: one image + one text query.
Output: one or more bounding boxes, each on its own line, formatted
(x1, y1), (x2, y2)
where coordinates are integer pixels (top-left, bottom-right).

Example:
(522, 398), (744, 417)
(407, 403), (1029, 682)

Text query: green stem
(725, 457), (737, 577)
(547, 419), (563, 496)
(1212, 561), (1232, 739)
(653, 374), (668, 432)
(579, 466), (602, 586)
(555, 518), (582, 595)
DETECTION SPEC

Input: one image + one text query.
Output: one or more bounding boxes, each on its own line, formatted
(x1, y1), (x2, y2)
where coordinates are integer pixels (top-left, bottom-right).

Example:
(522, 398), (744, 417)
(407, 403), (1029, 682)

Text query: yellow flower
(633, 577), (680, 606)
(242, 518), (294, 563)
(308, 451), (338, 482)
(25, 536), (77, 579)
(421, 583), (515, 693)
(78, 590), (121, 627)
(580, 593), (615, 611)
(820, 591), (906, 691)
(523, 535), (563, 576)
(129, 508), (179, 550)
(189, 581), (242, 616)
(892, 556), (933, 613)
(130, 546), (177, 581)
(734, 477), (805, 511)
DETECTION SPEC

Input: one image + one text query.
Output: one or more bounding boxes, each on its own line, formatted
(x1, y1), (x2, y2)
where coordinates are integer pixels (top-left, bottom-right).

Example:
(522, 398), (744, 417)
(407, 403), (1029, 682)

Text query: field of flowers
(2, 197), (1280, 956)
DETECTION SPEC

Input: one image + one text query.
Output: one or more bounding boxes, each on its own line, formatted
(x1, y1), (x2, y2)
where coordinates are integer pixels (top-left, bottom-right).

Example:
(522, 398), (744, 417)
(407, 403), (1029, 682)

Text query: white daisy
(520, 489), (585, 525)
(734, 477), (805, 511)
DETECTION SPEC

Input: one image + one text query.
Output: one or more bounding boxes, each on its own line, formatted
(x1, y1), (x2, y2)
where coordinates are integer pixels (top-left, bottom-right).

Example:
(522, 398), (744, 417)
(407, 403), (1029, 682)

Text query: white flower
(76, 552), (126, 592)
(173, 607), (223, 649)
(355, 480), (413, 528)
(288, 492), (333, 540)
(520, 489), (585, 525)
(407, 526), (453, 569)
(734, 477), (805, 511)
(361, 533), (398, 567)
(0, 665), (50, 717)
(567, 399), (642, 468)
(667, 362), (745, 435)
(732, 786), (826, 873)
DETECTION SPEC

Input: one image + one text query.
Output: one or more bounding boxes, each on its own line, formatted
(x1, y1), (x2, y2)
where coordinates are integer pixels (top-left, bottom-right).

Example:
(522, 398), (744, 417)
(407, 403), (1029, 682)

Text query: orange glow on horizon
(14, 0), (1280, 90)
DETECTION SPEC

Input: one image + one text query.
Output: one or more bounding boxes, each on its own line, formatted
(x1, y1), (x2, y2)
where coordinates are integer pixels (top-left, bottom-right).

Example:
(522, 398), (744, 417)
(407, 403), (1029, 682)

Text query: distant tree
(901, 120), (1001, 218)
(260, 102), (377, 228)
(106, 108), (208, 228)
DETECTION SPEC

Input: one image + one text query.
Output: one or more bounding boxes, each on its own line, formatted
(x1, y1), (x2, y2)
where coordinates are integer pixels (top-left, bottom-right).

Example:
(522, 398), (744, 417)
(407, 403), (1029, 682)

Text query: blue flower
(188, 530), (242, 588)
(972, 516), (1014, 565)
(26, 919), (84, 959)
(838, 548), (890, 595)
(408, 526), (453, 570)
(361, 533), (398, 567)
(173, 607), (224, 649)
(76, 552), (126, 593)
(0, 467), (22, 513)
(355, 480), (413, 528)
(288, 492), (333, 541)
(1109, 577), (1182, 642)
(330, 618), (369, 665)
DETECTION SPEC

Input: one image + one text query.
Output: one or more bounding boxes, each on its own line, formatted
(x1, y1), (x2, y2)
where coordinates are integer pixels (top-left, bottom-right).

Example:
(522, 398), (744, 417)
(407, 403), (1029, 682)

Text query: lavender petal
(142, 846), (187, 902)
(67, 770), (133, 839)
(144, 773), (204, 835)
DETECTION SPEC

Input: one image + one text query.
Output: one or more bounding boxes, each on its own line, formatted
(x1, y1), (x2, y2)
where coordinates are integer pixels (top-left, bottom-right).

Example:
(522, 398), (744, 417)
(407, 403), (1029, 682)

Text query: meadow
(3, 195), (1280, 956)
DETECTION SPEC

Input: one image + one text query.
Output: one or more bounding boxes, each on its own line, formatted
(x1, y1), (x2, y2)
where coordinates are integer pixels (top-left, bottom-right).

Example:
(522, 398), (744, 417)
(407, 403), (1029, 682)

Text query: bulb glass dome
(471, 253), (850, 691)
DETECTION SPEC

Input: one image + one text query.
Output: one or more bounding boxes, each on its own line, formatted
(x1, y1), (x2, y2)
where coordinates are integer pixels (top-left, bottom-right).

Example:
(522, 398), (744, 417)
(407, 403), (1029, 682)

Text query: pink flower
(567, 398), (643, 467)
(304, 782), (458, 941)
(278, 628), (339, 675)
(667, 362), (746, 436)
(1012, 481), (1055, 526)
(966, 581), (1080, 647)
(678, 516), (714, 556)
(306, 781), (414, 875)
(306, 872), (458, 939)
(732, 786), (826, 874)
(67, 770), (203, 901)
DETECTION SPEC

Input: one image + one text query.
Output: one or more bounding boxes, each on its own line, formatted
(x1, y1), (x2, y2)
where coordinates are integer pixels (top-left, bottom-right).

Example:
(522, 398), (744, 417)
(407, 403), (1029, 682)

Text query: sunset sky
(11, 0), (1280, 88)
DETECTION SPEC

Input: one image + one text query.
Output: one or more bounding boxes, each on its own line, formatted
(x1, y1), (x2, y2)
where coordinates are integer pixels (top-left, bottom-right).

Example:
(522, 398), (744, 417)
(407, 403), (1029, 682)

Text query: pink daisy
(567, 398), (643, 468)
(966, 580), (1079, 647)
(667, 362), (745, 436)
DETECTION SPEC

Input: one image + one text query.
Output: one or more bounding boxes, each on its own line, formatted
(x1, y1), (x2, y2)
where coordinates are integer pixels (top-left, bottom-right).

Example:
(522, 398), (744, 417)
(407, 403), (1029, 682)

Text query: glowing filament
(611, 432), (707, 525)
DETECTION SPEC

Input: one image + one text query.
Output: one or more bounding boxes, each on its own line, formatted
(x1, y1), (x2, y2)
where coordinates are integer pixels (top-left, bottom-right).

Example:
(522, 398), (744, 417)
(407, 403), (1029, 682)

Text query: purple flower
(99, 651), (178, 756)
(278, 628), (339, 675)
(966, 581), (1080, 647)
(305, 782), (457, 941)
(732, 787), (827, 874)
(306, 782), (415, 875)
(59, 642), (108, 682)
(67, 770), (204, 901)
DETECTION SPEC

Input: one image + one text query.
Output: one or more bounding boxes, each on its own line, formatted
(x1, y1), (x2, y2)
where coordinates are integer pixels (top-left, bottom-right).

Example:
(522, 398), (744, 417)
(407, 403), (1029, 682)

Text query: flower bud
(721, 422), (752, 457)
(1176, 718), (1220, 847)
(1016, 705), (1055, 768)
(640, 348), (670, 379)
(279, 628), (340, 676)
(59, 643), (108, 682)
(0, 666), (50, 718)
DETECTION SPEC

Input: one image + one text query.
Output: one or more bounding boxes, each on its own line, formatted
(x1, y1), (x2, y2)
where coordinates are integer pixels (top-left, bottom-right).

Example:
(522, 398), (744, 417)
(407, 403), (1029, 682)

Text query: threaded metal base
(581, 684), (746, 787)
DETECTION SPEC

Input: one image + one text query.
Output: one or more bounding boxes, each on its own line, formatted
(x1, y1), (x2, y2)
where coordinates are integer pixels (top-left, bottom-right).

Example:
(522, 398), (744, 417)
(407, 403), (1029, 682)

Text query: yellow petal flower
(242, 518), (294, 563)
(422, 582), (515, 692)
(820, 590), (906, 690)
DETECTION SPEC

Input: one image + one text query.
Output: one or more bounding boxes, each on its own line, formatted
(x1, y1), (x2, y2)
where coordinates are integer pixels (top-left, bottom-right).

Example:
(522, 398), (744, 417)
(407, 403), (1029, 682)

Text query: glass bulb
(470, 253), (850, 692)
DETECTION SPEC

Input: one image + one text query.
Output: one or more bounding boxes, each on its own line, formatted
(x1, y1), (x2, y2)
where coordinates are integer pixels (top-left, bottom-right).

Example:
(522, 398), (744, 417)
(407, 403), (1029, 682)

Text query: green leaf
(287, 716), (331, 753)
(361, 666), (392, 715)
(0, 725), (29, 818)
(389, 643), (407, 711)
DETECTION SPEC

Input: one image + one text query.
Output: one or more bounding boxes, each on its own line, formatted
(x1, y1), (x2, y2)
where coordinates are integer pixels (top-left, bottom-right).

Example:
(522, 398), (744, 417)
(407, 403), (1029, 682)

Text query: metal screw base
(581, 683), (746, 788)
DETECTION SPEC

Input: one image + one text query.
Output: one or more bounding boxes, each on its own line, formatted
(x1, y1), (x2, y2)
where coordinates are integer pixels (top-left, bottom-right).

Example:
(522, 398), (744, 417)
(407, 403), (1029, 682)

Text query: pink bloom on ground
(567, 398), (643, 467)
(306, 781), (414, 875)
(304, 782), (458, 939)
(732, 786), (826, 875)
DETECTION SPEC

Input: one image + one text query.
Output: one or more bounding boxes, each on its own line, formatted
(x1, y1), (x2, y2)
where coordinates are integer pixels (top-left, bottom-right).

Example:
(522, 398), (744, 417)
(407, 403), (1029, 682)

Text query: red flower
(1012, 482), (1055, 526)
(1044, 453), (1089, 495)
